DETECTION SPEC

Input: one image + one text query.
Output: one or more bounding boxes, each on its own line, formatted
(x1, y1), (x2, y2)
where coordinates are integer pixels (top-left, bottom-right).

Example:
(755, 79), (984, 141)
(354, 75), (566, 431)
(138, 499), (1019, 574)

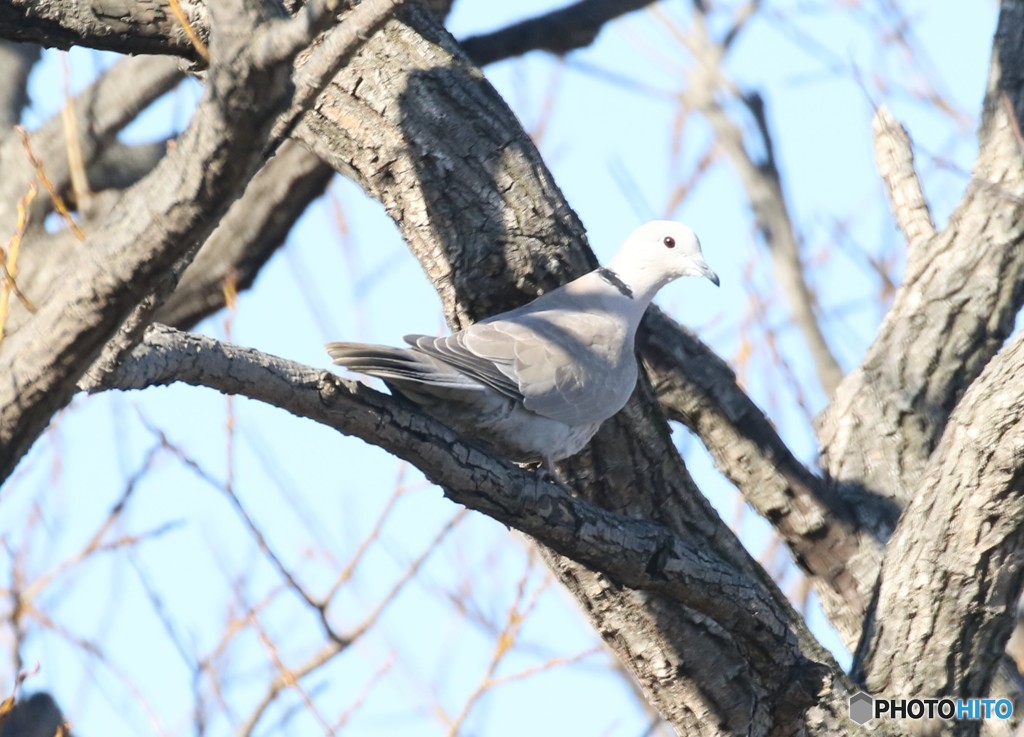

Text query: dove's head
(607, 221), (718, 300)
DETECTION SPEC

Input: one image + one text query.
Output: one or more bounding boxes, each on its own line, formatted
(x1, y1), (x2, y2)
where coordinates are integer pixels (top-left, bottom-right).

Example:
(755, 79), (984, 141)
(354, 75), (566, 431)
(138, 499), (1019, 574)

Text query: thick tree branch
(156, 141), (334, 330)
(0, 0), (206, 62)
(0, 40), (39, 129)
(856, 329), (1024, 725)
(817, 0), (1024, 537)
(460, 0), (659, 66)
(83, 140), (170, 194)
(17, 144), (333, 340)
(0, 0), (658, 77)
(285, 8), (868, 733)
(0, 0), (401, 481)
(639, 309), (869, 642)
(103, 323), (867, 735)
(803, 7), (1024, 706)
(0, 53), (182, 233)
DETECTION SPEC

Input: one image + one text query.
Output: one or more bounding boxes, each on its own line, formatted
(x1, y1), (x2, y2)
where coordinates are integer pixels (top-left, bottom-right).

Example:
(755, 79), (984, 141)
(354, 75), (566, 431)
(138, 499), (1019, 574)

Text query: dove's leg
(536, 456), (570, 488)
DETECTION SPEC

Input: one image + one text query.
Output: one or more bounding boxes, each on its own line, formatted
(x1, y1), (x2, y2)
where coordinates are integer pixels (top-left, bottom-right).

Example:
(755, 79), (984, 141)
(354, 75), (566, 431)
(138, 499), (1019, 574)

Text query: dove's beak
(696, 261), (720, 287)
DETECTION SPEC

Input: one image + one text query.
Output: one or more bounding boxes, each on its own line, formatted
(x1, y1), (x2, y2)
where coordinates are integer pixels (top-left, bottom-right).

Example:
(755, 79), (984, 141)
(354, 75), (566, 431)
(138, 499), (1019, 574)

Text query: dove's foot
(535, 457), (571, 490)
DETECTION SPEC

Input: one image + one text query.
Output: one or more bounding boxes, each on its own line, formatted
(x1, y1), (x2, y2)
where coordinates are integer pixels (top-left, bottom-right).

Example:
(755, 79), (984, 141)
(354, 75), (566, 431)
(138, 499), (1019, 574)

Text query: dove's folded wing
(408, 317), (614, 427)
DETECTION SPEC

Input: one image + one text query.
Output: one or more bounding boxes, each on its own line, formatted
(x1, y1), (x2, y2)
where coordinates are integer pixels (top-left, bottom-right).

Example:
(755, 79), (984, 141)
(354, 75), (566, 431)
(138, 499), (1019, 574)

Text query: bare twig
(331, 654), (395, 731)
(652, 6), (844, 394)
(15, 126), (84, 241)
(0, 184), (39, 337)
(445, 554), (548, 736)
(168, 0), (210, 61)
(237, 510), (464, 736)
(59, 55), (92, 213)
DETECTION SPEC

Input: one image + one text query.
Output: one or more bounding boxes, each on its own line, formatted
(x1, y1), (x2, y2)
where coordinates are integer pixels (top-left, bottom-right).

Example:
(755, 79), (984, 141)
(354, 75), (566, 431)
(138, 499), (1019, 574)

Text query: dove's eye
(663, 236), (676, 249)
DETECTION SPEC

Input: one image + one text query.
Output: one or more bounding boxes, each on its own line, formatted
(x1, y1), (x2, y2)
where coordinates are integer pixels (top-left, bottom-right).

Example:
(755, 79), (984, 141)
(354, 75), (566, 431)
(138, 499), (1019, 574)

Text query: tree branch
(0, 0), (206, 61)
(652, 4), (843, 396)
(459, 0), (659, 67)
(103, 323), (865, 734)
(690, 70), (843, 395)
(0, 0), (401, 481)
(639, 308), (870, 643)
(286, 8), (868, 732)
(855, 329), (1024, 718)
(102, 327), (779, 640)
(817, 0), (1024, 535)
(0, 0), (657, 74)
(808, 8), (1024, 703)
(156, 141), (335, 330)
(0, 40), (39, 129)
(0, 53), (182, 234)
(872, 106), (937, 251)
(83, 141), (170, 194)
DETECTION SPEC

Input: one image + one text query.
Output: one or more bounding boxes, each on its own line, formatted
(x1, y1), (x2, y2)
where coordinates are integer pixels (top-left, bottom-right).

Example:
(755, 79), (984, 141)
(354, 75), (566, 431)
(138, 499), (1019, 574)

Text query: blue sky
(2, 2), (1000, 735)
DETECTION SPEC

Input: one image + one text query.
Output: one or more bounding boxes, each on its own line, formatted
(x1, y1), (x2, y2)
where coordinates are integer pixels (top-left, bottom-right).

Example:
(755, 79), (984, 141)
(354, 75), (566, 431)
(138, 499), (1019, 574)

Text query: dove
(327, 221), (718, 473)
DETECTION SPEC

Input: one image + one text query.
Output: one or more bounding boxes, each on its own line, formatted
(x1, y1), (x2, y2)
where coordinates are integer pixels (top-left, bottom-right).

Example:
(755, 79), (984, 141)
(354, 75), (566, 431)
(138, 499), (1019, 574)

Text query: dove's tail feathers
(326, 342), (485, 391)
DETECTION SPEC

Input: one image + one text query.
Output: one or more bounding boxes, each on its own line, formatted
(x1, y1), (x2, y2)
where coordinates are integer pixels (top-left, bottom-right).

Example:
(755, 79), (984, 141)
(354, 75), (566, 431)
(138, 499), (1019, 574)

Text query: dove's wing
(405, 326), (524, 402)
(407, 308), (634, 426)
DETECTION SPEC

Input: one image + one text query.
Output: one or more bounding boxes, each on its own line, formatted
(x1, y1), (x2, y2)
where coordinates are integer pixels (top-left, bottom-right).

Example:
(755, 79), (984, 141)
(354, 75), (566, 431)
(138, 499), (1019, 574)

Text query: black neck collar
(597, 267), (634, 298)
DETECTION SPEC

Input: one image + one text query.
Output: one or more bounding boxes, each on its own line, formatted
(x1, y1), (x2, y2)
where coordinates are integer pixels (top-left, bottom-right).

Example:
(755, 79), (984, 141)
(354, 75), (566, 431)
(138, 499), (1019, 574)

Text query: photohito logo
(849, 692), (1013, 725)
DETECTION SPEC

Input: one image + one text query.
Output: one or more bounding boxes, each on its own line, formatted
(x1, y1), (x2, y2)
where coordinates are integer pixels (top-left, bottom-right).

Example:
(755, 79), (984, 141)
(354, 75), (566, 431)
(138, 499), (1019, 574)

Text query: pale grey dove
(327, 221), (718, 472)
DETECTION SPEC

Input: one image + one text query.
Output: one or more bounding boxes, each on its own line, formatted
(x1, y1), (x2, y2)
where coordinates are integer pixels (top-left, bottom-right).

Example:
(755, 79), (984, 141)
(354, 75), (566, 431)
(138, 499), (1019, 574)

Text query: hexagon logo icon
(849, 691), (874, 725)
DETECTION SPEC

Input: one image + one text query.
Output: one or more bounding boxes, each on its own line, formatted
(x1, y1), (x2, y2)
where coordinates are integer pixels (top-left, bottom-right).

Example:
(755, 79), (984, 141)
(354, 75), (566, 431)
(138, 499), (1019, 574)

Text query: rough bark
(1, 2), (1023, 735)
(0, 58), (181, 340)
(813, 0), (1024, 624)
(640, 310), (866, 638)
(0, 53), (182, 235)
(854, 329), (1024, 735)
(0, 0), (661, 71)
(0, 0), (207, 62)
(872, 106), (937, 252)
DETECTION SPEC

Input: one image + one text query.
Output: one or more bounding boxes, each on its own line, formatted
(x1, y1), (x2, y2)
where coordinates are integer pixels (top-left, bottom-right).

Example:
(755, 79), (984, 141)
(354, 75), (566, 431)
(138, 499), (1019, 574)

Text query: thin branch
(15, 125), (84, 241)
(654, 5), (844, 394)
(445, 557), (547, 736)
(872, 106), (936, 250)
(237, 509), (463, 736)
(0, 184), (39, 338)
(0, 54), (182, 239)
